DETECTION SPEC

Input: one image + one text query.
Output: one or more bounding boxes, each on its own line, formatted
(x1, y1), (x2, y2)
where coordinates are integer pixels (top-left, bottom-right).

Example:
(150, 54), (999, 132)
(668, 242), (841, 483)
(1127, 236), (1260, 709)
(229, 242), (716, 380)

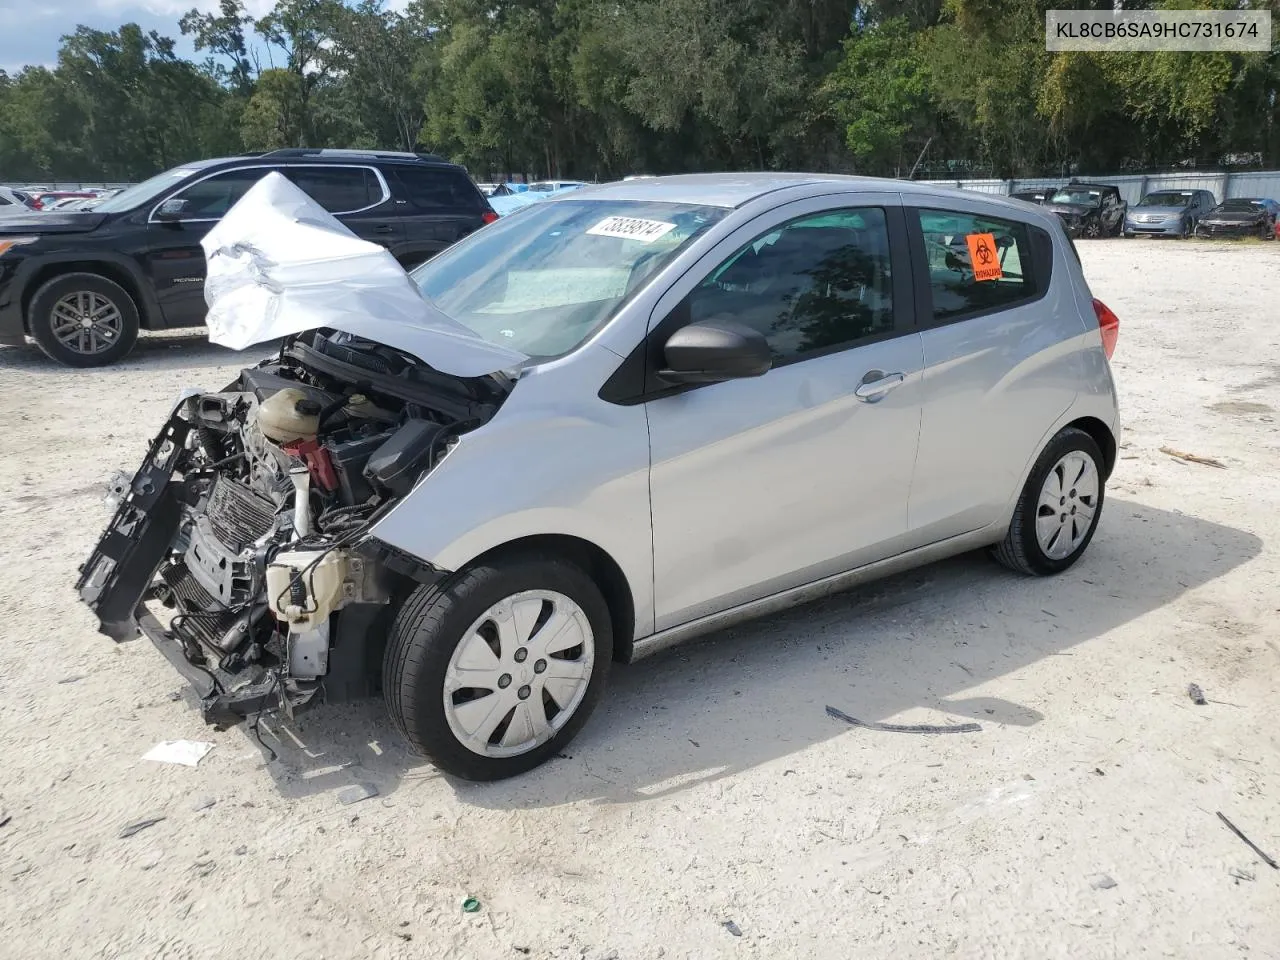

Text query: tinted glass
(412, 199), (726, 358)
(685, 208), (894, 361)
(0, 195), (10, 206)
(172, 168), (274, 218)
(285, 166), (380, 213)
(916, 208), (1035, 321)
(1138, 192), (1193, 207)
(394, 167), (485, 210)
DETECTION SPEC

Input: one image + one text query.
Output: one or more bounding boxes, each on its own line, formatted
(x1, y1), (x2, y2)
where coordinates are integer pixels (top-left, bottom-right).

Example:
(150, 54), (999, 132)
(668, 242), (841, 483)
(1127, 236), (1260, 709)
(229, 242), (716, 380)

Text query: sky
(0, 0), (366, 75)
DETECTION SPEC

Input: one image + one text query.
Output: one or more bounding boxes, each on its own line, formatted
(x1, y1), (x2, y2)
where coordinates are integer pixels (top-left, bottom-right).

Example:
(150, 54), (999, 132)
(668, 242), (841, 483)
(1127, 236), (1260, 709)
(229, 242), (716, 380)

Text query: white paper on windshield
(586, 216), (677, 243)
(200, 172), (527, 378)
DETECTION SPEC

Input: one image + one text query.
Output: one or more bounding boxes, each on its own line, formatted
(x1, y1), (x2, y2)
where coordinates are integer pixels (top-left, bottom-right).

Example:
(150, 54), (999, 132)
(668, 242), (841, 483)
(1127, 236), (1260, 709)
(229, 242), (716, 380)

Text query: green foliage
(0, 0), (1277, 182)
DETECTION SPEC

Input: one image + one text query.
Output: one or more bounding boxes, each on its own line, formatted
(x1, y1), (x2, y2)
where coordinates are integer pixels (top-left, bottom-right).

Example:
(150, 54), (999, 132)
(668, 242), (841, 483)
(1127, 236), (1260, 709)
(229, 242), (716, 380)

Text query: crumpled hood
(200, 172), (527, 379)
(1201, 210), (1262, 223)
(0, 211), (108, 234)
(1044, 203), (1094, 217)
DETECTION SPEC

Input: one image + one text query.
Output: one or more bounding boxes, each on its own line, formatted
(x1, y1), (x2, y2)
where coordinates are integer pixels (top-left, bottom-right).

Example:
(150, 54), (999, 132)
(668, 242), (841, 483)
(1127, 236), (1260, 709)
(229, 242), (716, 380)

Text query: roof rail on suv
(255, 148), (448, 163)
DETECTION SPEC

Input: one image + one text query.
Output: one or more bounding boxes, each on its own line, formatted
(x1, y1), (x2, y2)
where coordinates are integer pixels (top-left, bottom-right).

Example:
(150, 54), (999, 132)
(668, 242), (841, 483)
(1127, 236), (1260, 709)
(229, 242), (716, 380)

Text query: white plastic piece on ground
(200, 172), (528, 378)
(142, 740), (215, 767)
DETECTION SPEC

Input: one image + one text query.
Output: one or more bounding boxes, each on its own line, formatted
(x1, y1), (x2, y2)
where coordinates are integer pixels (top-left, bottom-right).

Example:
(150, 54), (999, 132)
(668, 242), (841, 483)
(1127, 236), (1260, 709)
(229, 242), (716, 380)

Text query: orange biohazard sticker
(964, 232), (1003, 281)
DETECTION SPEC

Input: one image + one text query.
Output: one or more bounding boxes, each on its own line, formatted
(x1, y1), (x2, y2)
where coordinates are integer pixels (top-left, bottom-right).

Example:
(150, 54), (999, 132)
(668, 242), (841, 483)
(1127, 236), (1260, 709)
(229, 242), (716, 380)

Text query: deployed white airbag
(200, 172), (527, 378)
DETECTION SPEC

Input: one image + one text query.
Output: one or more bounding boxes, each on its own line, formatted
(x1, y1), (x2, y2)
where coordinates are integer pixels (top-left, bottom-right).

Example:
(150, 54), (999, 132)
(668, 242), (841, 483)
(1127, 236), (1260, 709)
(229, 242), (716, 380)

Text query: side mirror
(154, 198), (189, 221)
(659, 320), (772, 384)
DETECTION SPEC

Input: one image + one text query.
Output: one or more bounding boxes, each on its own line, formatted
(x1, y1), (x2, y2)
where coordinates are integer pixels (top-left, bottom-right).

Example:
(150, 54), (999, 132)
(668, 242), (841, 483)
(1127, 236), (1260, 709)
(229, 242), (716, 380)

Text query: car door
(144, 165), (280, 327)
(283, 165), (404, 253)
(906, 202), (1074, 545)
(1103, 190), (1123, 231)
(645, 195), (924, 630)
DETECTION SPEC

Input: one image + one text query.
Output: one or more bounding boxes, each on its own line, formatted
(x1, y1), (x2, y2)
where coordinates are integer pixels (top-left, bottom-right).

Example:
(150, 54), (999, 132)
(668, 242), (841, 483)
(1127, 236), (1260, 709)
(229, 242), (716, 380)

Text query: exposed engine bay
(76, 328), (511, 726)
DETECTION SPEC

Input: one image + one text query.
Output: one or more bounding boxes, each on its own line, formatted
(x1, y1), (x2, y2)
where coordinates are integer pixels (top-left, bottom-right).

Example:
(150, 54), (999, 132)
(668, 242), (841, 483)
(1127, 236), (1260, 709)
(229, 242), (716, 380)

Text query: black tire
(28, 272), (139, 367)
(991, 427), (1106, 576)
(383, 551), (614, 780)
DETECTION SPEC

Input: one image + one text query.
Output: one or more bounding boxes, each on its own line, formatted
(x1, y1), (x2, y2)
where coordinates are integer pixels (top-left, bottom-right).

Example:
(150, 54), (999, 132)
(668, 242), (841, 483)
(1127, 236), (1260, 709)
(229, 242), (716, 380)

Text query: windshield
(93, 163), (214, 213)
(1049, 189), (1101, 207)
(1216, 200), (1261, 212)
(1138, 192), (1192, 208)
(412, 199), (727, 358)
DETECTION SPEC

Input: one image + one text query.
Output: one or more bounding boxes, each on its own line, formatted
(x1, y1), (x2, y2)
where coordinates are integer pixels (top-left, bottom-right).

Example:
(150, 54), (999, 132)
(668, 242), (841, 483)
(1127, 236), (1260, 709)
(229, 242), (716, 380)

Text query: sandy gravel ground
(0, 238), (1278, 960)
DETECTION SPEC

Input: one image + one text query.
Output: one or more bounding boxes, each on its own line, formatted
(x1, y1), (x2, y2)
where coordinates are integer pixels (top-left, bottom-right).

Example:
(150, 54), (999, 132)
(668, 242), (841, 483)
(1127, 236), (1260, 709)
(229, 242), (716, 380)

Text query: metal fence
(918, 170), (1280, 206)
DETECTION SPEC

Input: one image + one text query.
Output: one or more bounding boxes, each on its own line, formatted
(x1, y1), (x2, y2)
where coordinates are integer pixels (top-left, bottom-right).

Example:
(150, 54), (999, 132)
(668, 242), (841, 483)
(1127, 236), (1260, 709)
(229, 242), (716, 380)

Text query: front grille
(160, 562), (240, 650)
(205, 475), (276, 551)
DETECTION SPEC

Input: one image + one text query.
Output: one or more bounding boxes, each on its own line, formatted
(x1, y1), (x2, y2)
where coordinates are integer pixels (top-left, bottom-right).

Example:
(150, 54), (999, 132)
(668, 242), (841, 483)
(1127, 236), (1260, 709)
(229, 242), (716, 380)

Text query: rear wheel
(991, 427), (1105, 576)
(28, 272), (139, 367)
(383, 551), (613, 780)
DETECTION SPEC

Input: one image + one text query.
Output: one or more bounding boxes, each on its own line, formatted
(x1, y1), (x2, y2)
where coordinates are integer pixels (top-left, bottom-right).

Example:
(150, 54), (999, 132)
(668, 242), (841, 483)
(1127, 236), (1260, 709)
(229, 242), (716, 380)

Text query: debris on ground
(0, 814), (11, 829)
(1090, 874), (1118, 890)
(142, 740), (214, 767)
(1216, 812), (1279, 869)
(395, 932), (412, 942)
(1159, 445), (1226, 468)
(57, 675), (84, 685)
(1187, 683), (1207, 705)
(337, 783), (379, 805)
(1228, 866), (1256, 883)
(191, 797), (216, 812)
(825, 705), (981, 735)
(119, 816), (165, 839)
(722, 920), (743, 937)
(462, 897), (482, 913)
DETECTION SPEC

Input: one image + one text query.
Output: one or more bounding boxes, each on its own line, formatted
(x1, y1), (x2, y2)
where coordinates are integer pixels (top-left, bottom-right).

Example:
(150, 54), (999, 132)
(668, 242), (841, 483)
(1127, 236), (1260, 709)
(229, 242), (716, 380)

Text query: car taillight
(1093, 298), (1119, 359)
(481, 210), (499, 224)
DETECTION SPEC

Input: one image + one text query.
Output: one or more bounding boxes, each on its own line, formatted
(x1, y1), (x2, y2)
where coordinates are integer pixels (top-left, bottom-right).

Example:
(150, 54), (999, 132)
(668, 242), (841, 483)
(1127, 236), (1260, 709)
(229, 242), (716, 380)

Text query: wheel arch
(464, 534), (638, 664)
(1064, 415), (1116, 479)
(22, 257), (159, 331)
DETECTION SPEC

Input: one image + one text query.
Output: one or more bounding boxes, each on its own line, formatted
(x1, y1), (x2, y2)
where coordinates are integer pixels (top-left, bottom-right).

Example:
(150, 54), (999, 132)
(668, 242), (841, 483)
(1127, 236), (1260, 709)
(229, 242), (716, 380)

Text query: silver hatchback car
(79, 174), (1121, 780)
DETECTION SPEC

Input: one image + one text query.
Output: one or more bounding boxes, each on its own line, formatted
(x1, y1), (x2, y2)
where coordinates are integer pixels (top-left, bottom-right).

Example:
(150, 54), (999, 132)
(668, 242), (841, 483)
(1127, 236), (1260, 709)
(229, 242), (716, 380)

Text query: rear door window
(393, 167), (486, 211)
(912, 208), (1046, 323)
(285, 166), (383, 214)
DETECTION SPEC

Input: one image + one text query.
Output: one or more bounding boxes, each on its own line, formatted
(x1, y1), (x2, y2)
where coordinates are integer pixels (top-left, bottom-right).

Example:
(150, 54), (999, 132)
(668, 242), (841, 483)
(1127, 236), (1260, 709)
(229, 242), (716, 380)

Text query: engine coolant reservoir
(257, 388), (321, 444)
(266, 548), (347, 632)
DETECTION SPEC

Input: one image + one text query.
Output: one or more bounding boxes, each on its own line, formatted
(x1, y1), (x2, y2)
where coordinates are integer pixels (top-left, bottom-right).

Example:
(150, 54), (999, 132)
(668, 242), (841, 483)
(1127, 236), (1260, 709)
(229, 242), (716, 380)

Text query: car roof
(1062, 183), (1114, 191)
(554, 172), (1064, 212)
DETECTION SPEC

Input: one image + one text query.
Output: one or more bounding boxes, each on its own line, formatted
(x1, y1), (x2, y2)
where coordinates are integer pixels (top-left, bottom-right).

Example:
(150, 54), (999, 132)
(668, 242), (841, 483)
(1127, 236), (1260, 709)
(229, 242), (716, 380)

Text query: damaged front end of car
(77, 332), (513, 725)
(75, 172), (526, 728)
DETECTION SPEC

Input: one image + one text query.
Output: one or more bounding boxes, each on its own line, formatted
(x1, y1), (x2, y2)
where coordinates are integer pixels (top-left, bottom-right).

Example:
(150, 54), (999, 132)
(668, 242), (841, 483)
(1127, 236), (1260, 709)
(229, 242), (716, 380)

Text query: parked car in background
(1193, 198), (1278, 240)
(33, 191), (99, 210)
(0, 187), (38, 218)
(77, 172), (1121, 780)
(527, 180), (588, 194)
(1123, 189), (1216, 238)
(1042, 182), (1126, 238)
(0, 148), (497, 367)
(1010, 189), (1052, 205)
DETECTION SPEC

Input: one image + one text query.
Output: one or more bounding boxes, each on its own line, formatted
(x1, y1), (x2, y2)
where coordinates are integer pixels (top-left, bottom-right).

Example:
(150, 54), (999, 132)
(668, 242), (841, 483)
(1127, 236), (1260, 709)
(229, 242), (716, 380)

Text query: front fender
(368, 346), (656, 638)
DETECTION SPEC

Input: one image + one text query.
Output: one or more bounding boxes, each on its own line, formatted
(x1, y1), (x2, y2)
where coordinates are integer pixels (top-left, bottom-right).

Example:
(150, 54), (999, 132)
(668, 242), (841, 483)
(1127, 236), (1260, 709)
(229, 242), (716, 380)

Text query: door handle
(854, 371), (905, 402)
(373, 224), (394, 234)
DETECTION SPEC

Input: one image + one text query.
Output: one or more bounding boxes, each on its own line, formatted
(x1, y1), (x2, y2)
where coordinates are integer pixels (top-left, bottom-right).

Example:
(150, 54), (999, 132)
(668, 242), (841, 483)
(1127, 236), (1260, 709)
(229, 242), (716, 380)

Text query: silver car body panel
(368, 174), (1120, 652)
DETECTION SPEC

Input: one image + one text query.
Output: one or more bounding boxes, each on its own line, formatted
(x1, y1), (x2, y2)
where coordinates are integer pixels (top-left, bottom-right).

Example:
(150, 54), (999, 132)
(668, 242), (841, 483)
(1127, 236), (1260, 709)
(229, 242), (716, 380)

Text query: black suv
(0, 149), (497, 367)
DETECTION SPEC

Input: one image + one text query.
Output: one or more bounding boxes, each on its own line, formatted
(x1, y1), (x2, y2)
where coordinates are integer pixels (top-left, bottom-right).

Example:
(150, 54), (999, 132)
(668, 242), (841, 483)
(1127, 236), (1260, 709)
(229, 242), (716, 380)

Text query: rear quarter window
(913, 208), (1053, 323)
(392, 167), (486, 211)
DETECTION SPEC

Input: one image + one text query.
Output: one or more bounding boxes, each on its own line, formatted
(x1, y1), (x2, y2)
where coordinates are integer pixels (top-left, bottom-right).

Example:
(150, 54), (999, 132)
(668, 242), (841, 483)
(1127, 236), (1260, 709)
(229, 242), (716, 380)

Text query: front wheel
(383, 551), (613, 780)
(991, 427), (1106, 576)
(28, 272), (140, 367)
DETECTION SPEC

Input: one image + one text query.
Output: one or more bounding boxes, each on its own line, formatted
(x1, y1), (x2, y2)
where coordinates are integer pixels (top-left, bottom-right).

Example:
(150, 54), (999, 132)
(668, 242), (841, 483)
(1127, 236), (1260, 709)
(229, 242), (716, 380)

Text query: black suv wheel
(28, 272), (139, 367)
